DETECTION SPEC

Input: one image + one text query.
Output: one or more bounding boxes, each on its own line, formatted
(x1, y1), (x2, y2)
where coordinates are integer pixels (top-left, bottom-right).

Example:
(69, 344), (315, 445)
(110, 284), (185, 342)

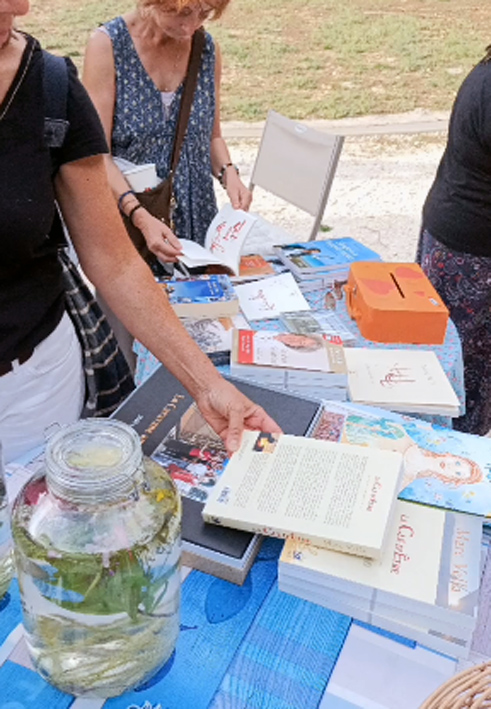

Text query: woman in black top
(418, 47), (491, 436)
(0, 0), (280, 462)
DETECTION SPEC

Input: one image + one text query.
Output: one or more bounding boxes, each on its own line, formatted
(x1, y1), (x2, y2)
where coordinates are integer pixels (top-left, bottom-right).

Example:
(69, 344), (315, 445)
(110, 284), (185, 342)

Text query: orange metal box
(345, 262), (449, 345)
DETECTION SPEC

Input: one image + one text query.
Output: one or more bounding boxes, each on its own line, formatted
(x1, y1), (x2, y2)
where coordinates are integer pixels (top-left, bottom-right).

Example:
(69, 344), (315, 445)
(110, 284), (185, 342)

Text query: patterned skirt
(417, 229), (491, 435)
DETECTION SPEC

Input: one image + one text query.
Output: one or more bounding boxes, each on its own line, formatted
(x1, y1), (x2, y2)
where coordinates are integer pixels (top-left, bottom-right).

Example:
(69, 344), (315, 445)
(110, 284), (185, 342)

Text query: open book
(178, 204), (258, 275)
(202, 430), (403, 560)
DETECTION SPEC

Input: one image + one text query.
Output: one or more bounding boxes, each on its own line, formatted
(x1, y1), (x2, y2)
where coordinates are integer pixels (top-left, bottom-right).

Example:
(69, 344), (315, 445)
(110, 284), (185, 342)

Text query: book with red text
(202, 430), (403, 560)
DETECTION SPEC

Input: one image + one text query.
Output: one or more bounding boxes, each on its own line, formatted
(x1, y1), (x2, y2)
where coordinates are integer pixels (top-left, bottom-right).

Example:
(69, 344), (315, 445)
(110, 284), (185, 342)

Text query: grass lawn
(22, 0), (491, 120)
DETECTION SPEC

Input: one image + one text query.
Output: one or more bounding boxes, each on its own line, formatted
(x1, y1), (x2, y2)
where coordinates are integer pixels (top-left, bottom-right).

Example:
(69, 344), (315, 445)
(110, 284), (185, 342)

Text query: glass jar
(11, 419), (181, 698)
(0, 444), (13, 599)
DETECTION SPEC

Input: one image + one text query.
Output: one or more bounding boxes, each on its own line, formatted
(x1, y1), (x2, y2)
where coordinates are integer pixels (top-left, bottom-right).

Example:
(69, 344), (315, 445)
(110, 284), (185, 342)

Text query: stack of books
(230, 328), (349, 400)
(279, 500), (482, 659)
(273, 237), (382, 291)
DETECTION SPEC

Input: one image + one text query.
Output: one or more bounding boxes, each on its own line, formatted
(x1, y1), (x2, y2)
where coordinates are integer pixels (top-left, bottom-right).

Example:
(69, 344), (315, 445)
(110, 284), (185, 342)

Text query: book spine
(202, 512), (381, 560)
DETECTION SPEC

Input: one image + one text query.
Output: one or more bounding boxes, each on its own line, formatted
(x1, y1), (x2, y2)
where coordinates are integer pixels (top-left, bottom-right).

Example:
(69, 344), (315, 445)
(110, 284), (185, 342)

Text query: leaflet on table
(202, 429), (403, 560)
(308, 400), (491, 517)
(233, 272), (310, 320)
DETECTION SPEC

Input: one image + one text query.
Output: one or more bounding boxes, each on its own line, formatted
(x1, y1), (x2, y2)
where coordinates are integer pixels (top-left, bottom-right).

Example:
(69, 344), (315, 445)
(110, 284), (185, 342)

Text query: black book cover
(113, 365), (320, 559)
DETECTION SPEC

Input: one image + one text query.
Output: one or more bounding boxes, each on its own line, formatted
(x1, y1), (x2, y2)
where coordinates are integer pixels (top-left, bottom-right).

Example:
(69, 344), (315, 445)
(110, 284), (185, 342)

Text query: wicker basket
(420, 662), (491, 708)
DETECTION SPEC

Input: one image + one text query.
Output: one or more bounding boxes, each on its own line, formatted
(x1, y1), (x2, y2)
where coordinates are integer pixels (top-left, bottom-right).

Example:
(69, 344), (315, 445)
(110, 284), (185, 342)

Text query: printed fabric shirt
(105, 17), (218, 245)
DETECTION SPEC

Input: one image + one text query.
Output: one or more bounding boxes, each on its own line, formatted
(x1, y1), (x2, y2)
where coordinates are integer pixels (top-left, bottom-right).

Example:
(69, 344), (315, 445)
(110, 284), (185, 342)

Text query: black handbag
(122, 28), (206, 266)
(59, 249), (135, 417)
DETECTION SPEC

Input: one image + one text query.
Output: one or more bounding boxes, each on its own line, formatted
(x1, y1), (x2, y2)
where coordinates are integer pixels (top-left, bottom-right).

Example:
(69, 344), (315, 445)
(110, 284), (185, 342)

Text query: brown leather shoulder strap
(170, 28), (206, 174)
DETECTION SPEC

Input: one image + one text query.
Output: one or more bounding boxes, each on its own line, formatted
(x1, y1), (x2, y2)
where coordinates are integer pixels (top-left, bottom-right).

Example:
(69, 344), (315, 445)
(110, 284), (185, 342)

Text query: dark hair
(481, 44), (491, 64)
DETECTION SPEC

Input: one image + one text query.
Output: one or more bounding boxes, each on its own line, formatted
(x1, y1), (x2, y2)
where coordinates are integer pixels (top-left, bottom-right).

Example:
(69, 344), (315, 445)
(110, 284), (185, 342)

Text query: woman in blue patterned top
(83, 0), (251, 262)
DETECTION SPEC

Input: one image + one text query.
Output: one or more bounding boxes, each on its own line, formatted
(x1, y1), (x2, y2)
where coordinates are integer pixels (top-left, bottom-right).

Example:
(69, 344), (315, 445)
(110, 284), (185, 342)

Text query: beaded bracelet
(128, 203), (144, 225)
(218, 162), (239, 187)
(117, 189), (136, 214)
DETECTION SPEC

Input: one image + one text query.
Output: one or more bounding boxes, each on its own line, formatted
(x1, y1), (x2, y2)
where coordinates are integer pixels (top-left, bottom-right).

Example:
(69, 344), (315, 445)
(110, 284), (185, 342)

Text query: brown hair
(138, 0), (230, 20)
(481, 44), (491, 64)
(416, 450), (483, 487)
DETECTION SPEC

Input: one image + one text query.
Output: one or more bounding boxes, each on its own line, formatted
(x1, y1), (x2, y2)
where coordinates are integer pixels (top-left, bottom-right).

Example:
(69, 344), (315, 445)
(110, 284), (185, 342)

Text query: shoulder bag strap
(169, 28), (206, 176)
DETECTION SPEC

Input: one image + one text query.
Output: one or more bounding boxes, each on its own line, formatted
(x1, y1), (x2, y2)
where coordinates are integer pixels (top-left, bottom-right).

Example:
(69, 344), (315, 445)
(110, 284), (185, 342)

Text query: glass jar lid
(45, 420), (143, 505)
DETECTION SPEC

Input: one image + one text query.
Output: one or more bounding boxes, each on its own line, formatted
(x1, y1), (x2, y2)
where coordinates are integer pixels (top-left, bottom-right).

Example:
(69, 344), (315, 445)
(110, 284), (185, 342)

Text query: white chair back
(249, 110), (344, 241)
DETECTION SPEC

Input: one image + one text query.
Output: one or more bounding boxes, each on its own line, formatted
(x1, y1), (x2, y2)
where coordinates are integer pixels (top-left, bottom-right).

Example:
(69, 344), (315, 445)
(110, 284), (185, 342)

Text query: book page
(204, 430), (403, 555)
(203, 204), (258, 274)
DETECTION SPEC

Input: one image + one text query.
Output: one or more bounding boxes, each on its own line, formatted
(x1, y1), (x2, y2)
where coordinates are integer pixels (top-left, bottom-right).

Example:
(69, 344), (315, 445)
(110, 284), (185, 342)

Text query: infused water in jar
(11, 419), (181, 698)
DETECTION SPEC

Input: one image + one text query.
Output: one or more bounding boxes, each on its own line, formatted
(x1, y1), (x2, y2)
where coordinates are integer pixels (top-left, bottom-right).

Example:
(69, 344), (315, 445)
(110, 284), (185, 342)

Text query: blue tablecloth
(135, 286), (465, 427)
(0, 540), (352, 708)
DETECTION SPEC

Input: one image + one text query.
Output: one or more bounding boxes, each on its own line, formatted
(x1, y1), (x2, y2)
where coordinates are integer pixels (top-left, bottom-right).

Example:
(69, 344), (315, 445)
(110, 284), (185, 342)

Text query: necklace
(0, 35), (33, 122)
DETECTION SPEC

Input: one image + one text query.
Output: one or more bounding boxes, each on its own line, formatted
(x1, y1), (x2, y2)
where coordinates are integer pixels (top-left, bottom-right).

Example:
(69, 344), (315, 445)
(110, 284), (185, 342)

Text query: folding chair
(249, 110), (344, 241)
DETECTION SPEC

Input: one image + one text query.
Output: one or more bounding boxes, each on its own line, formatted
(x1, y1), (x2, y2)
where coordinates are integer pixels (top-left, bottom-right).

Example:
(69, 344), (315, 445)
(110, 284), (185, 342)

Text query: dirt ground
(217, 130), (448, 262)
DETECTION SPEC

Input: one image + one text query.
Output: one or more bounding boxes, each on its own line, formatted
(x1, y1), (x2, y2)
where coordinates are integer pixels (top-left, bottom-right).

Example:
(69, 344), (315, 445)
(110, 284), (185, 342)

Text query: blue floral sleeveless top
(104, 17), (218, 245)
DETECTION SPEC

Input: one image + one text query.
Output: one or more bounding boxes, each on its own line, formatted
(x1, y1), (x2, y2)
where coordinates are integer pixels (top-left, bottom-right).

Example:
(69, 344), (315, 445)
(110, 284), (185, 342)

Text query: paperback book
(279, 502), (482, 654)
(113, 365), (321, 584)
(230, 329), (348, 386)
(280, 309), (357, 346)
(160, 274), (239, 318)
(233, 272), (310, 321)
(202, 429), (403, 559)
(273, 238), (382, 281)
(180, 313), (249, 365)
(344, 348), (460, 417)
(308, 400), (491, 517)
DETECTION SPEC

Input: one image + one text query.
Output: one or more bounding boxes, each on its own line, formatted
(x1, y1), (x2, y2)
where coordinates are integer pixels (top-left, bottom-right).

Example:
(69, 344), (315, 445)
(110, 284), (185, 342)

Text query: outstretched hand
(195, 378), (282, 454)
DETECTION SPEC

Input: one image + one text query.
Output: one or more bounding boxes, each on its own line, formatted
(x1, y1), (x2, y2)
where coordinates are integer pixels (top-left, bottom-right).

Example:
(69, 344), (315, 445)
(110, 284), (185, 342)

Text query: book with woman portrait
(309, 401), (491, 517)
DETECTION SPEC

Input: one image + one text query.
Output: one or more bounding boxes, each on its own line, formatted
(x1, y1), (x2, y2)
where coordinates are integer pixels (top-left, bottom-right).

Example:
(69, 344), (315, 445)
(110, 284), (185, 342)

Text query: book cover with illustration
(308, 400), (491, 517)
(344, 348), (460, 417)
(160, 274), (239, 318)
(280, 309), (356, 345)
(178, 204), (258, 275)
(203, 429), (403, 560)
(274, 238), (381, 279)
(231, 329), (347, 384)
(233, 272), (309, 320)
(180, 313), (249, 365)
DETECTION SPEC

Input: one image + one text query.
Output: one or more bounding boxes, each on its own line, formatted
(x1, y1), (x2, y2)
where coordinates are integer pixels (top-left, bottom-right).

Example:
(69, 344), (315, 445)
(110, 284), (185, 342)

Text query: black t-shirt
(0, 36), (108, 361)
(422, 61), (491, 257)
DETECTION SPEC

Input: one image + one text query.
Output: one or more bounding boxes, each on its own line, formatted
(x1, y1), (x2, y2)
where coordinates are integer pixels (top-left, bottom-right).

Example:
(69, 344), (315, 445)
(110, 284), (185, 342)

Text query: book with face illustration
(308, 400), (491, 518)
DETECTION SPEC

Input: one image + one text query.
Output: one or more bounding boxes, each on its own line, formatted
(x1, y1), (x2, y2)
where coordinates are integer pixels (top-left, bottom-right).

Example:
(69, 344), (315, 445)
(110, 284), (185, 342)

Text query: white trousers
(0, 312), (85, 464)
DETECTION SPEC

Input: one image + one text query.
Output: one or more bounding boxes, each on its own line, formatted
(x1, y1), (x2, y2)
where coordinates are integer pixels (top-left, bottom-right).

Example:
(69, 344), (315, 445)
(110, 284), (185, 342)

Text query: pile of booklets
(273, 237), (382, 292)
(229, 328), (349, 400)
